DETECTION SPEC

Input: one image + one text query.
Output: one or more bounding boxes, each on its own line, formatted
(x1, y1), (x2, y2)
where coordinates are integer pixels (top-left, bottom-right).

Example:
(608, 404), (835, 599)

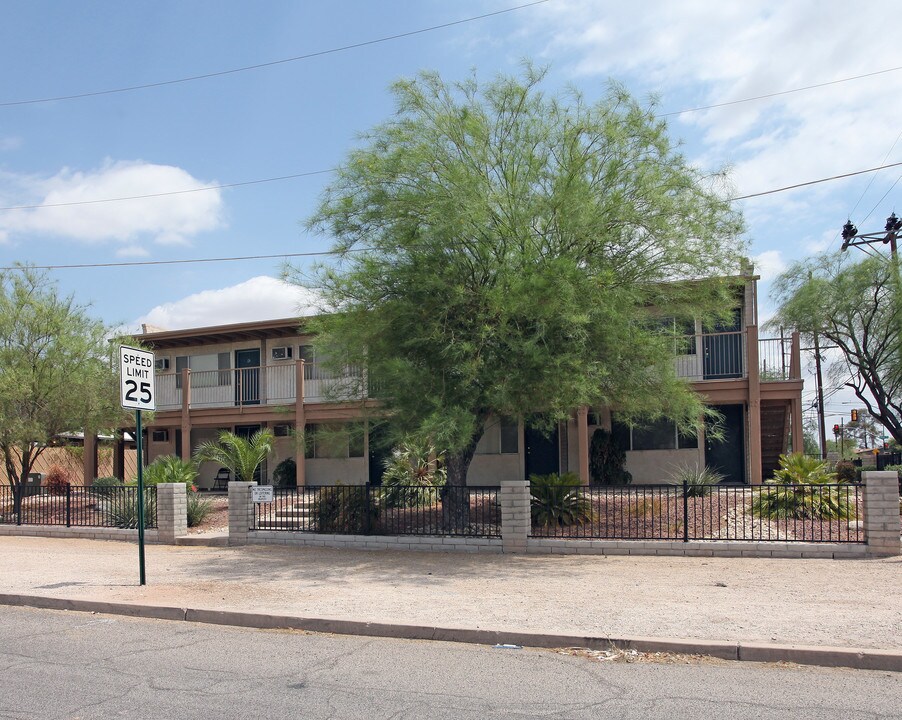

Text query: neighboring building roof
(138, 317), (307, 349)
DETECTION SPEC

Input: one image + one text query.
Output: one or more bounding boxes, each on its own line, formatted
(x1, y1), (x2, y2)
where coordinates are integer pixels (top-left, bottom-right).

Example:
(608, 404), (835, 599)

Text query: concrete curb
(2, 593), (899, 673)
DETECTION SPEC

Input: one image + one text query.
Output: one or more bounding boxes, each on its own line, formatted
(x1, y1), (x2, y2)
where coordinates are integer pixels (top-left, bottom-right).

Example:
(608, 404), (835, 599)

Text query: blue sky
(1, 0), (900, 429)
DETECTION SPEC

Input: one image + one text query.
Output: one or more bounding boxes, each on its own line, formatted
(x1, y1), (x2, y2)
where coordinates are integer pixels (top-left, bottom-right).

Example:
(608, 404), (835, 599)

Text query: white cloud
(0, 159), (224, 247)
(751, 250), (786, 282)
(0, 136), (22, 152)
(135, 276), (321, 331)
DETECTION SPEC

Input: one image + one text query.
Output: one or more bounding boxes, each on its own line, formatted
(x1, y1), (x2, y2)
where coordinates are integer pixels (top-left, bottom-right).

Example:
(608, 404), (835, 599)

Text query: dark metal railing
(529, 482), (864, 543)
(0, 485), (158, 529)
(254, 485), (500, 538)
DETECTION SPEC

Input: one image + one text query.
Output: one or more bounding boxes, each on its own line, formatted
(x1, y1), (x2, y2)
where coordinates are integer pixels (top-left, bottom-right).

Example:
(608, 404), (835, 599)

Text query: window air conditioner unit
(151, 429), (169, 443)
(273, 424), (291, 437)
(154, 357), (170, 371)
(271, 346), (293, 361)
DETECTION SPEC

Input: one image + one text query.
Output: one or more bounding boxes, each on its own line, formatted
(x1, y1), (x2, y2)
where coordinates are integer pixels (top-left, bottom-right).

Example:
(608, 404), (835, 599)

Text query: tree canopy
(771, 252), (902, 443)
(0, 267), (125, 490)
(297, 67), (746, 486)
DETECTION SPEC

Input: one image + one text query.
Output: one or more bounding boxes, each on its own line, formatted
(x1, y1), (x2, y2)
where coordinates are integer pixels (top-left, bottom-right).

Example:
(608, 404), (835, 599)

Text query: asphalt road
(1, 606), (899, 720)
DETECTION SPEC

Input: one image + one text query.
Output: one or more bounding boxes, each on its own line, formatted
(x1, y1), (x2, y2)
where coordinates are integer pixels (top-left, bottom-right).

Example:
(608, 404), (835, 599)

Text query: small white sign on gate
(252, 486), (274, 503)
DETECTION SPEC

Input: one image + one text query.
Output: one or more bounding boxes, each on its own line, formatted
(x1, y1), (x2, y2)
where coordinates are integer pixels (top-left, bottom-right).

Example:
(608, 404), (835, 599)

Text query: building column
(82, 431), (97, 485)
(180, 368), (192, 461)
(746, 324), (762, 485)
(577, 406), (590, 485)
(295, 359), (306, 487)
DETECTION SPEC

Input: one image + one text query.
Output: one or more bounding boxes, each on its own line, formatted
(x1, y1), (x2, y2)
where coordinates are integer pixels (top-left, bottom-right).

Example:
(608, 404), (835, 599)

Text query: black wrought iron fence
(0, 485), (157, 529)
(529, 482), (864, 543)
(254, 485), (500, 538)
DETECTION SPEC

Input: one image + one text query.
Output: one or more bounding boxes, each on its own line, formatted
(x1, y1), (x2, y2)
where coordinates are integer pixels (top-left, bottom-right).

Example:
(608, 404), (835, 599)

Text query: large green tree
(0, 267), (126, 505)
(771, 252), (902, 443)
(298, 68), (745, 490)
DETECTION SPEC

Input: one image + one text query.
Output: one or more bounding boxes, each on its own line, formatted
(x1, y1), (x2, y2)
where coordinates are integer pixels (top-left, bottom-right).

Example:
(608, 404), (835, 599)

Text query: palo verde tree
(771, 252), (902, 444)
(0, 267), (126, 507)
(298, 67), (745, 493)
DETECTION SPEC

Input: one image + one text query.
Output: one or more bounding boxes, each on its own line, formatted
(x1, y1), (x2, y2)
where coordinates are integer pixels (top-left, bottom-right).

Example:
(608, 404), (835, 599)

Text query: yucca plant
(380, 437), (446, 509)
(102, 488), (157, 528)
(751, 452), (852, 520)
(186, 491), (214, 527)
(194, 429), (275, 483)
(667, 465), (724, 497)
(530, 472), (592, 528)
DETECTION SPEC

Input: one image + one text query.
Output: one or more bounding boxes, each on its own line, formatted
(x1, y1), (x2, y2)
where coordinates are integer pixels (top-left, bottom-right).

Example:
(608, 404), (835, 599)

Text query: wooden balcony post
(82, 430), (97, 485)
(746, 325), (763, 485)
(295, 359), (306, 487)
(180, 368), (192, 462)
(789, 331), (801, 380)
(577, 406), (590, 485)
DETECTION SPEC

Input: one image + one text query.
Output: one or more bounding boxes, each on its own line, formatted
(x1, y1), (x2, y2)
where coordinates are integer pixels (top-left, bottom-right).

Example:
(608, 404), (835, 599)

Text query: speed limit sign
(119, 345), (156, 411)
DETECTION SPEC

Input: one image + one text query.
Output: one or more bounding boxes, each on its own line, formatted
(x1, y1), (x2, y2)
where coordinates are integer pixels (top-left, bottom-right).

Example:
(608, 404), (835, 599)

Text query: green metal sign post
(119, 345), (155, 587)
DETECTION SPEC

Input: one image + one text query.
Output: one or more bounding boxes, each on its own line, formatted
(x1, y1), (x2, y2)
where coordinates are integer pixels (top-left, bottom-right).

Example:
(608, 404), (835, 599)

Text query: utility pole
(813, 329), (827, 458)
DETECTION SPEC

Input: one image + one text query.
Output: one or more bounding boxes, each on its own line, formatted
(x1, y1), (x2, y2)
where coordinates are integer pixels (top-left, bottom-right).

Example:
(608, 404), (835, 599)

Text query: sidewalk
(1, 536), (899, 661)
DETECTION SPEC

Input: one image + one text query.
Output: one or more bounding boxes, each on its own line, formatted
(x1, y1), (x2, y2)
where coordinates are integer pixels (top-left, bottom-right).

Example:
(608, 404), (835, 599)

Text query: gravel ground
(0, 536), (899, 650)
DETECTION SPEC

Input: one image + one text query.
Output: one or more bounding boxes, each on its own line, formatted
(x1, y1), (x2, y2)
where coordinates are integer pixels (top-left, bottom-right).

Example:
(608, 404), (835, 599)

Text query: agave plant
(530, 472), (592, 528)
(194, 429), (275, 483)
(751, 452), (852, 520)
(667, 465), (724, 497)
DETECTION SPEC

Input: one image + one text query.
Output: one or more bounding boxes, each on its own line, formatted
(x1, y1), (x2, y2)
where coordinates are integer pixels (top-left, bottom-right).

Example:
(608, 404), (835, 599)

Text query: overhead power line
(0, 1), (550, 107)
(732, 161), (902, 200)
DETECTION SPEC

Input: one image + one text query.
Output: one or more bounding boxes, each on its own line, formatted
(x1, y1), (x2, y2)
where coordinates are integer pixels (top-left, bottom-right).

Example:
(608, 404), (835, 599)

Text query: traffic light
(833, 424), (841, 437)
(850, 409), (859, 422)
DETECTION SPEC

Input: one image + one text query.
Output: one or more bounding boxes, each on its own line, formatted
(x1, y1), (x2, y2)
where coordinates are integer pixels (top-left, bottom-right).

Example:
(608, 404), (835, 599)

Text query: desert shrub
(45, 465), (73, 495)
(833, 460), (857, 483)
(102, 488), (157, 528)
(380, 438), (446, 509)
(530, 472), (592, 528)
(751, 453), (852, 520)
(589, 428), (632, 485)
(143, 455), (198, 489)
(272, 458), (297, 488)
(186, 491), (214, 527)
(91, 476), (122, 498)
(667, 465), (723, 497)
(313, 484), (378, 533)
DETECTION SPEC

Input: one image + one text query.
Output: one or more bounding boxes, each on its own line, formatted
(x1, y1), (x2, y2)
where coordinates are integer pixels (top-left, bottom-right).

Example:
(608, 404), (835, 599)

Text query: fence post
(66, 484), (72, 528)
(682, 480), (689, 542)
(156, 483), (187, 543)
(862, 471), (901, 557)
(228, 481), (255, 546)
(500, 480), (529, 553)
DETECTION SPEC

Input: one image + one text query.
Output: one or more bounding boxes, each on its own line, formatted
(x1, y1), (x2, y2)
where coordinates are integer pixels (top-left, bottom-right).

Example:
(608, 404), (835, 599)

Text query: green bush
(833, 460), (856, 483)
(589, 428), (632, 485)
(272, 458), (297, 488)
(102, 489), (157, 528)
(667, 465), (723, 497)
(530, 472), (592, 528)
(313, 484), (379, 533)
(186, 491), (214, 527)
(751, 453), (852, 521)
(142, 455), (198, 488)
(380, 438), (446, 509)
(91, 476), (122, 498)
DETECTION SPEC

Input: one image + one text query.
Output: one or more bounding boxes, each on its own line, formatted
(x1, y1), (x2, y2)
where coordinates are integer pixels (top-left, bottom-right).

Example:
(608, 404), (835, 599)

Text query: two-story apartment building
(121, 274), (803, 488)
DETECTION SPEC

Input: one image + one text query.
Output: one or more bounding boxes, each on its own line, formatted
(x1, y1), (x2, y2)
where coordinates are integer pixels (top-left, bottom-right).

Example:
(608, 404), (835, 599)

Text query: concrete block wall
(156, 483), (188, 543)
(228, 481), (255, 546)
(500, 480), (530, 553)
(862, 471), (901, 557)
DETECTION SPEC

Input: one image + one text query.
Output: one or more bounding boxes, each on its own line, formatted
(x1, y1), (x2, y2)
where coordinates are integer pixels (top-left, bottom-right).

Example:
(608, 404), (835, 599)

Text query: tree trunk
(442, 424), (484, 531)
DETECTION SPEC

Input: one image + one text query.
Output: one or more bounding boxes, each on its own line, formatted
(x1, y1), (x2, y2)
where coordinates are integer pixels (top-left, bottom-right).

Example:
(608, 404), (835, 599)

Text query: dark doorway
(703, 308), (743, 380)
(368, 424), (390, 486)
(525, 422), (560, 479)
(235, 349), (260, 406)
(705, 404), (745, 484)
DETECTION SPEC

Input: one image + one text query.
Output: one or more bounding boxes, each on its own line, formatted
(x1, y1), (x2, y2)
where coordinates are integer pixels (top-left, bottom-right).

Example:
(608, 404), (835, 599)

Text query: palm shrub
(530, 472), (592, 528)
(194, 429), (275, 483)
(143, 455), (199, 488)
(751, 453), (852, 520)
(668, 465), (723, 497)
(380, 437), (446, 509)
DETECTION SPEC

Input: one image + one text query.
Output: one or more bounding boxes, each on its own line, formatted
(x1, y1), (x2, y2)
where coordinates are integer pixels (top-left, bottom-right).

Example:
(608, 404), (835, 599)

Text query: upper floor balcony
(153, 330), (800, 412)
